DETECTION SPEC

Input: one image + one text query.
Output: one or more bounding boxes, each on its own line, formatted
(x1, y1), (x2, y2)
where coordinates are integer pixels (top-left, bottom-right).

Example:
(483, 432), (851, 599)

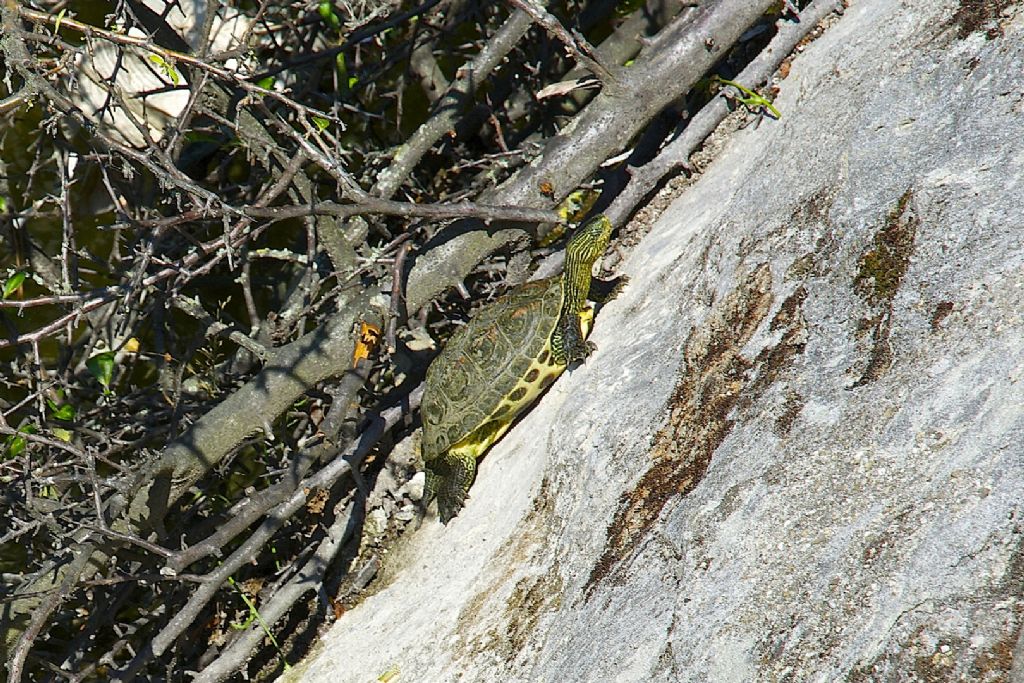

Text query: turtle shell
(421, 276), (563, 462)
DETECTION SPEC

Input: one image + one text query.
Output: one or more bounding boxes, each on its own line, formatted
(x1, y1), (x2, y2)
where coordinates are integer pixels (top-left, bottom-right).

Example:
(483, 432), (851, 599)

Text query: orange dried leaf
(352, 321), (382, 367)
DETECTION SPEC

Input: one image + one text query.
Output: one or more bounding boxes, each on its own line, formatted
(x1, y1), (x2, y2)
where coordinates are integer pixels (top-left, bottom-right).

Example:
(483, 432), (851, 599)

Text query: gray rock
(288, 1), (1024, 680)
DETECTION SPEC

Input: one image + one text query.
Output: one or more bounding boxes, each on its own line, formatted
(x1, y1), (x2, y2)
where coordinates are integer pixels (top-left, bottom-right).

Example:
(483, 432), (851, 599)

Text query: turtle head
(551, 215), (614, 365)
(566, 214), (613, 265)
(563, 214), (613, 300)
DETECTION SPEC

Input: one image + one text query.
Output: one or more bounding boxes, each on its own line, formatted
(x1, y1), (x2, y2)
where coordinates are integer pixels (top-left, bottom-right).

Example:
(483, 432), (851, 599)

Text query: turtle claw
(564, 340), (598, 369)
(437, 491), (467, 524)
(568, 336), (598, 364)
(427, 452), (476, 524)
(610, 274), (629, 299)
(588, 274), (629, 304)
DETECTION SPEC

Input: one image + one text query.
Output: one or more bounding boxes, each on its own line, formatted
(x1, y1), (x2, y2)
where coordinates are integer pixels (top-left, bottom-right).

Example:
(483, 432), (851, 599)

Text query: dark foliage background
(0, 0), (831, 678)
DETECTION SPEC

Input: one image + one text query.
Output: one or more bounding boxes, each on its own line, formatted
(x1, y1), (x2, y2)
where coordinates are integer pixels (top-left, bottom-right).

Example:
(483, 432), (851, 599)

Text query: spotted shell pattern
(421, 277), (563, 462)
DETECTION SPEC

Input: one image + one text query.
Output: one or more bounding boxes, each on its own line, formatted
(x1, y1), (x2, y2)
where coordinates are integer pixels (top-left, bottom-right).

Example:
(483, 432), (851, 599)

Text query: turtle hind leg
(422, 469), (440, 515)
(425, 451), (478, 524)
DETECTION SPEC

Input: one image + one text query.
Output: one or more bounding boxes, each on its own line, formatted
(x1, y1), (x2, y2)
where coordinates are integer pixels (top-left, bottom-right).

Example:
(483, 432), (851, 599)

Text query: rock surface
(289, 0), (1024, 680)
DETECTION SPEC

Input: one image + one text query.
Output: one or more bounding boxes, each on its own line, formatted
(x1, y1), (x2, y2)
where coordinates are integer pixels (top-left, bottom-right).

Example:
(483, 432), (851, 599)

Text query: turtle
(420, 214), (625, 523)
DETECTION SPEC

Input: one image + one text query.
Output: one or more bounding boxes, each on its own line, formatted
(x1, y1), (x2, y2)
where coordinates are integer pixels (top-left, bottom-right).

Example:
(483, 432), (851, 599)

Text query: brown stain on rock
(970, 536), (1024, 682)
(501, 561), (564, 658)
(850, 190), (918, 388)
(930, 301), (954, 330)
(847, 534), (1024, 682)
(584, 263), (811, 597)
(455, 478), (565, 669)
(774, 390), (805, 437)
(948, 0), (1015, 39)
(750, 286), (809, 394)
(853, 190), (917, 307)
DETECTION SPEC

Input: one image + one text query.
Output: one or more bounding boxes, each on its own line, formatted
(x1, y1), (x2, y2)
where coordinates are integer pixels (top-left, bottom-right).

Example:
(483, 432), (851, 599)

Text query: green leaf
(0, 196), (7, 212)
(312, 116), (330, 132)
(4, 426), (36, 459)
(86, 351), (116, 390)
(6, 435), (26, 459)
(256, 76), (275, 90)
(318, 2), (341, 29)
(47, 399), (77, 421)
(52, 427), (73, 442)
(3, 272), (26, 299)
(54, 8), (67, 33)
(149, 54), (181, 86)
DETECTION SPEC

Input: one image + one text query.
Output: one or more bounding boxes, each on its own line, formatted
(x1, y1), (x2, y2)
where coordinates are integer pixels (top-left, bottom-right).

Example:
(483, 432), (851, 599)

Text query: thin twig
(171, 296), (269, 361)
(386, 241), (413, 354)
(372, 7), (539, 199)
(0, 287), (123, 309)
(504, 0), (618, 85)
(241, 198), (562, 224)
(115, 385), (421, 680)
(191, 497), (359, 683)
(84, 525), (173, 559)
(6, 543), (97, 683)
(0, 424), (90, 460)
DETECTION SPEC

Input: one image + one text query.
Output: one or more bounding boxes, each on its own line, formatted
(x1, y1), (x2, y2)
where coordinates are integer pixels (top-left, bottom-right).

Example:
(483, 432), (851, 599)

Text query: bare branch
(6, 543), (97, 683)
(242, 198), (562, 224)
(372, 7), (539, 199)
(504, 0), (619, 85)
(405, 0), (781, 308)
(605, 0), (846, 225)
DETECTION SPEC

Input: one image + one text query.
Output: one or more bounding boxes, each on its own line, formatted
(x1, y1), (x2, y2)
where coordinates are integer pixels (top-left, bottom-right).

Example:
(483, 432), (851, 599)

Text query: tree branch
(404, 0), (779, 309)
(504, 0), (619, 85)
(372, 7), (541, 199)
(605, 0), (847, 226)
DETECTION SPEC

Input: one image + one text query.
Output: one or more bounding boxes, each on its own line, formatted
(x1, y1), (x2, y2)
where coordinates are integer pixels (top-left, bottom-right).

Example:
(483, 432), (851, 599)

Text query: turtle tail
(424, 452), (477, 524)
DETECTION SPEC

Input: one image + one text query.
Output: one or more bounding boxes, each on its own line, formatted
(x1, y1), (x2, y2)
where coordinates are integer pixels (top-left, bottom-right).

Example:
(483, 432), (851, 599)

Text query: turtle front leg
(551, 312), (595, 366)
(588, 274), (629, 304)
(425, 450), (478, 524)
(551, 276), (627, 364)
